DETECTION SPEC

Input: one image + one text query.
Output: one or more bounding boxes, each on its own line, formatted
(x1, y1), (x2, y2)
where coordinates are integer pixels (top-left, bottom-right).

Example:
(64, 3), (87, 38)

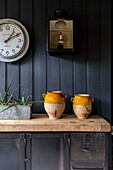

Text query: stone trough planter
(0, 105), (32, 120)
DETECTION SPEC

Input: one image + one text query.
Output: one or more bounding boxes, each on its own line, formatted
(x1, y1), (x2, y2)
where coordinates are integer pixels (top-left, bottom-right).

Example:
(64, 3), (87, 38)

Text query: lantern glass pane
(49, 20), (73, 50)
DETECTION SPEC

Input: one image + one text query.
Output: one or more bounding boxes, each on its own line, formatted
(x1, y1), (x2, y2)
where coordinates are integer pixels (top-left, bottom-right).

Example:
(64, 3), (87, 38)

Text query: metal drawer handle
(71, 167), (77, 170)
(81, 148), (88, 152)
(81, 147), (92, 152)
(25, 158), (30, 162)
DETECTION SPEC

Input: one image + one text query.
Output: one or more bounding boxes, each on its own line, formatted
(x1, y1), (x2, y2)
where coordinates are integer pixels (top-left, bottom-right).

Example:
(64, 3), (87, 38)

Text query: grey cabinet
(25, 133), (70, 170)
(0, 133), (25, 170)
(73, 168), (104, 170)
(70, 133), (110, 170)
(0, 132), (111, 170)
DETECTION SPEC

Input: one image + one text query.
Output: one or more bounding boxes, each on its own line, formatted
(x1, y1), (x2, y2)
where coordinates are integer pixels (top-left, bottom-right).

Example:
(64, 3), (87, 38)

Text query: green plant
(0, 80), (18, 105)
(0, 81), (43, 112)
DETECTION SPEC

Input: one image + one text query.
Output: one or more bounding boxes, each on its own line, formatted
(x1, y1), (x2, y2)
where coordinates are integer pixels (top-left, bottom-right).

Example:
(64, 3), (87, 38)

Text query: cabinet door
(26, 133), (69, 170)
(70, 133), (105, 170)
(0, 133), (25, 170)
(72, 169), (103, 170)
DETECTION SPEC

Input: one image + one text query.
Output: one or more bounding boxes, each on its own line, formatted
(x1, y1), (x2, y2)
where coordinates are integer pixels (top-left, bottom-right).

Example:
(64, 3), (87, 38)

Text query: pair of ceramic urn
(43, 91), (94, 120)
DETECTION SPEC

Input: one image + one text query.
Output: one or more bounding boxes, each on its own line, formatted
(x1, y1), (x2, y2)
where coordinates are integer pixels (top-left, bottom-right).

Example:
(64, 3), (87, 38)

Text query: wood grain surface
(0, 114), (111, 132)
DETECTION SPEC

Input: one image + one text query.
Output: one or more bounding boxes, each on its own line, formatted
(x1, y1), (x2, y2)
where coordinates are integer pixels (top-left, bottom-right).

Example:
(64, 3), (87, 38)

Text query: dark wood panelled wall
(0, 0), (111, 122)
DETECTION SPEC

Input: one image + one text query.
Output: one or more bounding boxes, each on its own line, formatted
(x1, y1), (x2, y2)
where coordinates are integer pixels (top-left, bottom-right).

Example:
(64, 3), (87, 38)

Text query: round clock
(0, 18), (29, 62)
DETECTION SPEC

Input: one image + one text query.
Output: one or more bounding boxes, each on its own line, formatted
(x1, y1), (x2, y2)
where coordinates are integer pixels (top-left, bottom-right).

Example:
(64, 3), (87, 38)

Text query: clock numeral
(0, 49), (4, 53)
(16, 45), (20, 48)
(12, 49), (15, 53)
(6, 51), (9, 56)
(5, 25), (10, 30)
(0, 27), (3, 31)
(18, 39), (22, 43)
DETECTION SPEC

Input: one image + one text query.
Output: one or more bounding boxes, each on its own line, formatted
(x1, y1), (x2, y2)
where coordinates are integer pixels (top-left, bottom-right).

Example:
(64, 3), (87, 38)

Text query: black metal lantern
(48, 9), (75, 55)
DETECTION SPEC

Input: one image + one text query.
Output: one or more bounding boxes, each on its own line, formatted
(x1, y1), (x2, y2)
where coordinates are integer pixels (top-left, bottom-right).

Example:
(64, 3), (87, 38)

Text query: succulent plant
(0, 81), (43, 112)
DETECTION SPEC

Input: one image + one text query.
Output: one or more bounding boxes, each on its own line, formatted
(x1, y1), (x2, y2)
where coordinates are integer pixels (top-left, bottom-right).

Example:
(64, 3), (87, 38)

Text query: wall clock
(0, 18), (29, 62)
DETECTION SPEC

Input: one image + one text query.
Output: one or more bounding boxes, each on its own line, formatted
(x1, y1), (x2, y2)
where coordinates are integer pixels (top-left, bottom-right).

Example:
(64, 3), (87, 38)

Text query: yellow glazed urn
(43, 91), (67, 119)
(71, 94), (94, 119)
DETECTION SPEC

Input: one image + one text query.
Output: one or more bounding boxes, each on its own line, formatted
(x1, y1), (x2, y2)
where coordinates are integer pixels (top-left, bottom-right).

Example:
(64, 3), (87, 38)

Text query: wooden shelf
(0, 114), (111, 132)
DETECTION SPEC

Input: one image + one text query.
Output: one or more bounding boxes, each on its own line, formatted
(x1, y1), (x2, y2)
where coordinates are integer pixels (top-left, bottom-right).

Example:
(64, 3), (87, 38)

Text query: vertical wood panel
(60, 0), (73, 113)
(0, 0), (6, 97)
(74, 0), (87, 94)
(33, 0), (46, 112)
(20, 0), (32, 101)
(47, 0), (60, 91)
(0, 0), (111, 122)
(6, 0), (20, 97)
(87, 0), (100, 114)
(100, 0), (111, 122)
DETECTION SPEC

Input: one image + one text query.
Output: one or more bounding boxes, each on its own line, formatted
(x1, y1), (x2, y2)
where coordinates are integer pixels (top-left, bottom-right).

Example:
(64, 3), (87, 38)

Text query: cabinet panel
(0, 133), (25, 170)
(70, 133), (105, 169)
(72, 169), (103, 170)
(26, 133), (69, 170)
(32, 138), (63, 170)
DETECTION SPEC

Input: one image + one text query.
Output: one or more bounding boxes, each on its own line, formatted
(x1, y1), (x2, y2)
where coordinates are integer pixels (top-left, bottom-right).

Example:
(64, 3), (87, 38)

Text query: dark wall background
(0, 0), (111, 122)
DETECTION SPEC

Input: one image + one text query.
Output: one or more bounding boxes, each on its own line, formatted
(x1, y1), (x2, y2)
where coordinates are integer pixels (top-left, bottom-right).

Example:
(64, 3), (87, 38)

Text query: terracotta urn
(43, 91), (67, 119)
(71, 94), (94, 119)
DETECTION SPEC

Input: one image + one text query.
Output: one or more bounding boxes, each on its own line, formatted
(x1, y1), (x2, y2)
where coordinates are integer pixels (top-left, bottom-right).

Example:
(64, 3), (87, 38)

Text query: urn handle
(43, 93), (46, 98)
(64, 94), (67, 98)
(70, 97), (73, 103)
(91, 97), (94, 102)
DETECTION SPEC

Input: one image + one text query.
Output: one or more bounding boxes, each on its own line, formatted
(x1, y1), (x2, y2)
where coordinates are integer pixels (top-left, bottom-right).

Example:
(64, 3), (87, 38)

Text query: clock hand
(4, 28), (15, 43)
(9, 32), (21, 39)
(4, 33), (21, 43)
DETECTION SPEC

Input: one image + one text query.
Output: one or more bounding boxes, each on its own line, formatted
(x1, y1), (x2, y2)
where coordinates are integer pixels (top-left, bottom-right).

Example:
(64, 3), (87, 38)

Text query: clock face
(0, 19), (29, 62)
(0, 23), (24, 58)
